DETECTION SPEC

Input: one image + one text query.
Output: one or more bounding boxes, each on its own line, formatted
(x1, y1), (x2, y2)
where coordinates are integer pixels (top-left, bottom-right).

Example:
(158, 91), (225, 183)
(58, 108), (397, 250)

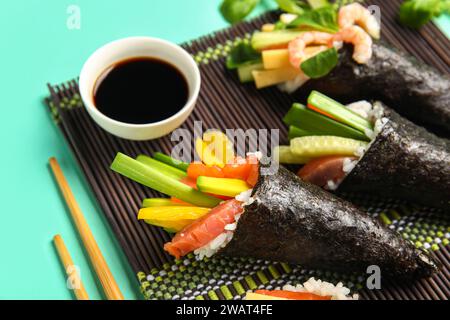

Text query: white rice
(246, 151), (263, 161)
(282, 277), (359, 300)
(342, 157), (358, 173)
(324, 157), (358, 191)
(355, 145), (367, 158)
(368, 101), (385, 123)
(326, 101), (390, 191)
(194, 191), (252, 260)
(194, 232), (234, 260)
(235, 189), (254, 205)
(278, 73), (310, 94)
(325, 179), (339, 191)
(346, 100), (373, 119)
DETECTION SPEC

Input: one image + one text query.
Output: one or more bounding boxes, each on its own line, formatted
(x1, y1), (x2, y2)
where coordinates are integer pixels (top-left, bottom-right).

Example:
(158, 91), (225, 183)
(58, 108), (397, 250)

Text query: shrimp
(288, 31), (335, 68)
(338, 3), (380, 39)
(333, 25), (373, 64)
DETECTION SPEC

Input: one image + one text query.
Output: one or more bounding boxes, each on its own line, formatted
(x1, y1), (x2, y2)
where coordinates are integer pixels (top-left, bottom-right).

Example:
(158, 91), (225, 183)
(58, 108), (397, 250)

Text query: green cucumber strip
(153, 152), (189, 171)
(274, 145), (310, 164)
(137, 155), (187, 180)
(237, 62), (263, 83)
(290, 136), (368, 158)
(288, 126), (326, 140)
(142, 198), (189, 208)
(251, 30), (304, 51)
(283, 103), (370, 141)
(197, 176), (251, 197)
(111, 153), (220, 208)
(307, 91), (373, 133)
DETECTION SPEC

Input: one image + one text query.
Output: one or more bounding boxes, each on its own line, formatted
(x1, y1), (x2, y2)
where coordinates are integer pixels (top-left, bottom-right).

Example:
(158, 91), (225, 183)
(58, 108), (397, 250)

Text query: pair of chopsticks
(50, 157), (124, 300)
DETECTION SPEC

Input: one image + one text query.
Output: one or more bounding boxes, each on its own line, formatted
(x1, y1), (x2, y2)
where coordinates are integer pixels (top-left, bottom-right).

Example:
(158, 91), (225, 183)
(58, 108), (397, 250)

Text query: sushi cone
(301, 42), (450, 136)
(220, 165), (438, 280)
(338, 103), (450, 211)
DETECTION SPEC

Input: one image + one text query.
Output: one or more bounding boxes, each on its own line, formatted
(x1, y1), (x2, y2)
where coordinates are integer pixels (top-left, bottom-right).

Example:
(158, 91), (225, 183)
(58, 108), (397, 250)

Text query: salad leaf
(300, 47), (338, 78)
(307, 0), (330, 9)
(226, 42), (262, 69)
(274, 20), (288, 30)
(220, 0), (260, 24)
(275, 0), (308, 15)
(287, 5), (339, 33)
(332, 0), (363, 9)
(399, 0), (450, 29)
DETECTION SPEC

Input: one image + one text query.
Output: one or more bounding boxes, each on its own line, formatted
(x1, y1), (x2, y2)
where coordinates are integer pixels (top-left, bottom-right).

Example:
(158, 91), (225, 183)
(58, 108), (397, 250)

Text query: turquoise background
(0, 1), (447, 300)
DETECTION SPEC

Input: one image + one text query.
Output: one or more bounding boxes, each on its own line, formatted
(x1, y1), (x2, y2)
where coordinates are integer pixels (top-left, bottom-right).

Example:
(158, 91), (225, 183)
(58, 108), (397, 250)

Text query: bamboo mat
(46, 0), (450, 300)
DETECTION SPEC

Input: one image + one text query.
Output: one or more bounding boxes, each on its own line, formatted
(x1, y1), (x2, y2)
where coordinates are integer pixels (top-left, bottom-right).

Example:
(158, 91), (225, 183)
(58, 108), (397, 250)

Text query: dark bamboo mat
(46, 0), (450, 300)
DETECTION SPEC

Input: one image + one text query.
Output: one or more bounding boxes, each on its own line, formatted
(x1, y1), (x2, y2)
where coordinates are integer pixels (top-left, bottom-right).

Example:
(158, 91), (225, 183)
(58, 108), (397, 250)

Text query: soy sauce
(93, 57), (189, 124)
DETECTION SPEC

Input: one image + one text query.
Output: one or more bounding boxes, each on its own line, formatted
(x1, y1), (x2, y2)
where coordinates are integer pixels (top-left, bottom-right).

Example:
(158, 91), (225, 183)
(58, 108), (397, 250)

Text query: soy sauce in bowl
(93, 57), (189, 124)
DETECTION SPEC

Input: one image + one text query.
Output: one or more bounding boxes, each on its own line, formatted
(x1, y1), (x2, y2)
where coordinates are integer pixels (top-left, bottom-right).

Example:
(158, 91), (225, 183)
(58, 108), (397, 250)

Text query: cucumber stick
(288, 125), (336, 139)
(290, 136), (368, 158)
(251, 30), (305, 51)
(274, 146), (310, 164)
(111, 153), (221, 208)
(308, 91), (373, 133)
(137, 155), (187, 180)
(284, 103), (370, 141)
(153, 152), (189, 171)
(197, 176), (251, 197)
(237, 62), (263, 83)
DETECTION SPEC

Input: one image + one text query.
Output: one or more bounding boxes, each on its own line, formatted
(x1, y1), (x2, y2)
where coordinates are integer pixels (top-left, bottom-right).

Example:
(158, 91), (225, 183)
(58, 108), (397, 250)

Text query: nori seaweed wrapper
(220, 165), (438, 280)
(338, 103), (450, 211)
(299, 41), (450, 136)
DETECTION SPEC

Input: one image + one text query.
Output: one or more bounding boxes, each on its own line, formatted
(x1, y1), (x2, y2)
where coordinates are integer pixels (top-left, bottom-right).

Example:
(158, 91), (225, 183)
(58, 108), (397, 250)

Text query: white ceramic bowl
(79, 36), (200, 140)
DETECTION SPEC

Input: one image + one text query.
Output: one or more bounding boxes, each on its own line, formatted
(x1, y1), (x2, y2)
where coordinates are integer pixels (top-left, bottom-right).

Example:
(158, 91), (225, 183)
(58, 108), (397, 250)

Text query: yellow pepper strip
(197, 176), (251, 197)
(138, 206), (211, 232)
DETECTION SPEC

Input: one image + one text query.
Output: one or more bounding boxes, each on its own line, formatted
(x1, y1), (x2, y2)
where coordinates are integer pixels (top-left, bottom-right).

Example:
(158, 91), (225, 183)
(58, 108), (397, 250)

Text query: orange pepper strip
(307, 103), (339, 121)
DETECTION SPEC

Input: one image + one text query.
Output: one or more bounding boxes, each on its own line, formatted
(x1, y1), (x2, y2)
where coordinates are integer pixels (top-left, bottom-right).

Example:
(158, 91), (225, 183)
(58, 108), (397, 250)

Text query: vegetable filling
(110, 131), (258, 260)
(278, 91), (388, 190)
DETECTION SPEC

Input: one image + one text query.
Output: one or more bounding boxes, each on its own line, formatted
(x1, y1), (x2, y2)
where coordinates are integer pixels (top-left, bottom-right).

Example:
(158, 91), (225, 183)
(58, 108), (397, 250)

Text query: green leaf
(307, 0), (330, 9)
(287, 6), (339, 33)
(220, 0), (260, 24)
(301, 47), (338, 78)
(399, 0), (449, 29)
(274, 20), (288, 30)
(226, 42), (262, 69)
(275, 0), (308, 15)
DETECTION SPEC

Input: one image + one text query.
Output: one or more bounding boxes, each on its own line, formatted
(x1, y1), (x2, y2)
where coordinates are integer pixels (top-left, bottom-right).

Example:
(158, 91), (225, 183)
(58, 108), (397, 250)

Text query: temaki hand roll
(163, 165), (437, 280)
(281, 92), (450, 211)
(298, 42), (450, 136)
(338, 104), (450, 211)
(221, 165), (437, 280)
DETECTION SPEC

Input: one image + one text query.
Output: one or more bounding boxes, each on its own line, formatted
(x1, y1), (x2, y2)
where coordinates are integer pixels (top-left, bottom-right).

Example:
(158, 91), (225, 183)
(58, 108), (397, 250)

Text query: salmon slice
(298, 156), (356, 188)
(164, 199), (244, 259)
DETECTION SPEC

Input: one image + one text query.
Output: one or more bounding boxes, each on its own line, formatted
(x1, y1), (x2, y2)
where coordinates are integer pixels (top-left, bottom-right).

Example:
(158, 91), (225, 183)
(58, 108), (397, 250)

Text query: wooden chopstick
(49, 157), (124, 300)
(53, 234), (90, 300)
